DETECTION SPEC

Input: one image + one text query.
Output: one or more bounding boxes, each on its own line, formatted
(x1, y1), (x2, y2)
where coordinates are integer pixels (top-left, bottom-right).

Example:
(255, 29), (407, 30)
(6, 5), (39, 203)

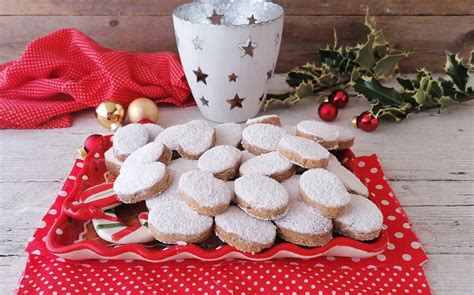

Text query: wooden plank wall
(0, 0), (473, 72)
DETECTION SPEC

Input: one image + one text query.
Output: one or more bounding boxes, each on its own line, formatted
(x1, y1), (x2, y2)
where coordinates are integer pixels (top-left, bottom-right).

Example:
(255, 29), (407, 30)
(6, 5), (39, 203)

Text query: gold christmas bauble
(95, 101), (125, 129)
(127, 97), (159, 123)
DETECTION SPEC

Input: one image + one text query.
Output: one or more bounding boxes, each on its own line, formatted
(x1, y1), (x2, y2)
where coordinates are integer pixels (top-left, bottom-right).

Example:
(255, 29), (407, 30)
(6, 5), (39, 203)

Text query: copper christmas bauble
(95, 101), (125, 130)
(127, 98), (159, 123)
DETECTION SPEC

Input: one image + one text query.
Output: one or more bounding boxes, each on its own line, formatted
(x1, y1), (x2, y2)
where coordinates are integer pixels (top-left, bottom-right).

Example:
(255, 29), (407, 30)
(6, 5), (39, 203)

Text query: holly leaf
(364, 10), (388, 47)
(354, 34), (375, 69)
(354, 77), (404, 106)
(397, 77), (416, 91)
(295, 81), (314, 100)
(413, 75), (438, 108)
(444, 52), (469, 92)
(437, 96), (458, 111)
(370, 103), (409, 121)
(374, 51), (412, 80)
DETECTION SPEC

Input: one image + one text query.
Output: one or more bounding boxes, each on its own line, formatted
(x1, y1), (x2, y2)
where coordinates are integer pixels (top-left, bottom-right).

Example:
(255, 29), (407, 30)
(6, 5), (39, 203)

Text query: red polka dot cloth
(17, 154), (430, 294)
(0, 29), (192, 129)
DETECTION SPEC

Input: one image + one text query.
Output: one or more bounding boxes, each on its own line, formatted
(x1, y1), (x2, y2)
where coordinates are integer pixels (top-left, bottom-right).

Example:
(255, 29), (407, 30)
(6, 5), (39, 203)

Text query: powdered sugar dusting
(179, 170), (232, 207)
(335, 194), (383, 233)
(278, 135), (330, 162)
(121, 142), (166, 169)
(215, 123), (242, 147)
(113, 124), (149, 155)
(177, 120), (215, 156)
(239, 151), (293, 177)
(148, 197), (213, 235)
(215, 206), (276, 244)
(274, 200), (332, 234)
(234, 174), (289, 209)
(333, 125), (354, 143)
(241, 150), (256, 162)
(198, 145), (241, 174)
(146, 158), (197, 209)
(242, 123), (286, 152)
(154, 124), (184, 150)
(297, 120), (340, 144)
(246, 114), (280, 126)
(113, 162), (167, 195)
(327, 155), (368, 197)
(105, 147), (122, 167)
(300, 169), (350, 208)
(144, 123), (164, 140)
(281, 174), (301, 200)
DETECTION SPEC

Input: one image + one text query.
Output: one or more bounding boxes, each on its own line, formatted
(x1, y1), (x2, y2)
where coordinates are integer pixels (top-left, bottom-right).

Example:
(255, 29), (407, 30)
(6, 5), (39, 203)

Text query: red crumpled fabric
(0, 28), (192, 129)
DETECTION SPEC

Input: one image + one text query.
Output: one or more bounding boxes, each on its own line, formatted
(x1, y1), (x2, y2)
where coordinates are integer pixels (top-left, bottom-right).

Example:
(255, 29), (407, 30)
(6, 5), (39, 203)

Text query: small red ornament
(328, 89), (349, 109)
(137, 119), (155, 124)
(84, 134), (102, 153)
(353, 112), (379, 132)
(318, 102), (338, 122)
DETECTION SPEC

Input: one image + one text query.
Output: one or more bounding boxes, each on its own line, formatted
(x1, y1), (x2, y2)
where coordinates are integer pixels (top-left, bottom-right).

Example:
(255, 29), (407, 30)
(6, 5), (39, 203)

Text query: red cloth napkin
(16, 154), (431, 294)
(0, 28), (192, 129)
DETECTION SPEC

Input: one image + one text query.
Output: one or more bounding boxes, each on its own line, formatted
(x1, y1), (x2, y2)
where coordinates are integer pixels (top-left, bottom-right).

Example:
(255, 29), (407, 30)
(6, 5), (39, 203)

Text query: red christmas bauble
(354, 112), (379, 132)
(137, 119), (155, 124)
(328, 89), (349, 109)
(84, 134), (102, 153)
(318, 102), (338, 122)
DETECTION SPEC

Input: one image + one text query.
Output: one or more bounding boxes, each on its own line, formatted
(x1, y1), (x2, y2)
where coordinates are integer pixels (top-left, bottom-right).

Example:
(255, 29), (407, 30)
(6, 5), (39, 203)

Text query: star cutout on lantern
(227, 94), (245, 110)
(228, 73), (238, 82)
(266, 70), (273, 81)
(248, 15), (257, 25)
(274, 33), (280, 47)
(193, 67), (208, 85)
(192, 36), (204, 51)
(238, 36), (257, 58)
(207, 9), (224, 25)
(200, 96), (209, 107)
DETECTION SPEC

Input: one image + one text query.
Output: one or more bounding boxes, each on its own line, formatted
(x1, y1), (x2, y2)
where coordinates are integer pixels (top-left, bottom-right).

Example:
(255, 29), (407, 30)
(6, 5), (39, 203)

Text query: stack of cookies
(105, 115), (383, 253)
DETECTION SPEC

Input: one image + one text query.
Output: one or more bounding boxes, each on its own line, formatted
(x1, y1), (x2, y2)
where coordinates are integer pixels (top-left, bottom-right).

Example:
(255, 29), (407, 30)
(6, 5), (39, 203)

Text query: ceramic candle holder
(173, 0), (284, 123)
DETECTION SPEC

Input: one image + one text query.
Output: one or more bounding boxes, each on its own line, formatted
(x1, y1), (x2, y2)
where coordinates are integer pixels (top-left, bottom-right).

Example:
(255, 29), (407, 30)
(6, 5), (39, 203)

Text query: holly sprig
(264, 10), (473, 121)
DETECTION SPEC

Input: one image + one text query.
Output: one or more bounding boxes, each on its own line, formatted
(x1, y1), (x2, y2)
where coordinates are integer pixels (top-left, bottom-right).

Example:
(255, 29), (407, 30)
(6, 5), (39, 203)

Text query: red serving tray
(46, 135), (388, 262)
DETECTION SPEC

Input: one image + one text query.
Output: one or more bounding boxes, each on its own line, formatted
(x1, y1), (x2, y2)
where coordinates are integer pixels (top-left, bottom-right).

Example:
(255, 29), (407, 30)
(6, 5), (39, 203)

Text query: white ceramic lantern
(173, 0), (284, 122)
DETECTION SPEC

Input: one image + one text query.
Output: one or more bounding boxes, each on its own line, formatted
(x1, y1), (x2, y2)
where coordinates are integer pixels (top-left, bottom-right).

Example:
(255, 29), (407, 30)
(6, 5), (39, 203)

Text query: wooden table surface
(0, 80), (473, 294)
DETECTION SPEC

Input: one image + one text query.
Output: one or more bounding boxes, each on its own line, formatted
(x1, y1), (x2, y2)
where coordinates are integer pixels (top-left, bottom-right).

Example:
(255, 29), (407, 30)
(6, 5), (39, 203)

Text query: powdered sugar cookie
(234, 174), (289, 220)
(241, 123), (286, 155)
(113, 124), (149, 160)
(179, 170), (232, 216)
(277, 135), (330, 169)
(104, 147), (123, 176)
(327, 155), (368, 197)
(177, 120), (216, 159)
(246, 114), (281, 126)
(215, 123), (242, 147)
(197, 145), (242, 180)
(274, 200), (333, 247)
(281, 174), (300, 200)
(144, 123), (164, 140)
(334, 194), (383, 241)
(296, 120), (340, 150)
(122, 141), (172, 169)
(113, 161), (171, 203)
(299, 168), (351, 218)
(148, 197), (213, 244)
(241, 150), (255, 162)
(215, 206), (276, 253)
(333, 125), (355, 149)
(146, 158), (197, 210)
(154, 124), (184, 151)
(239, 151), (294, 182)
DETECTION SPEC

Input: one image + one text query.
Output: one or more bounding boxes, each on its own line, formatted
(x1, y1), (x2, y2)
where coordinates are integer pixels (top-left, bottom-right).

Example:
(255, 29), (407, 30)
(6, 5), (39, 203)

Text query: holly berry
(318, 102), (338, 122)
(353, 112), (379, 132)
(84, 134), (102, 153)
(328, 89), (349, 109)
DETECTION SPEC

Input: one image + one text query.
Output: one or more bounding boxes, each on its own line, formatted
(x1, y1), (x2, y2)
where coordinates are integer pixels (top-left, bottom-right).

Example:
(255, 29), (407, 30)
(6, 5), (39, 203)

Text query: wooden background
(0, 0), (473, 72)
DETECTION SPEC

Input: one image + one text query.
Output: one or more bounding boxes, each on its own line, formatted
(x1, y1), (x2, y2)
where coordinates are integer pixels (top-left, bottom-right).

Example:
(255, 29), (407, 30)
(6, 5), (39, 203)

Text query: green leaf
(354, 34), (375, 69)
(364, 10), (388, 47)
(397, 77), (416, 91)
(437, 96), (458, 111)
(444, 52), (469, 92)
(295, 81), (314, 99)
(354, 77), (404, 106)
(413, 75), (438, 108)
(370, 103), (409, 121)
(373, 51), (412, 80)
